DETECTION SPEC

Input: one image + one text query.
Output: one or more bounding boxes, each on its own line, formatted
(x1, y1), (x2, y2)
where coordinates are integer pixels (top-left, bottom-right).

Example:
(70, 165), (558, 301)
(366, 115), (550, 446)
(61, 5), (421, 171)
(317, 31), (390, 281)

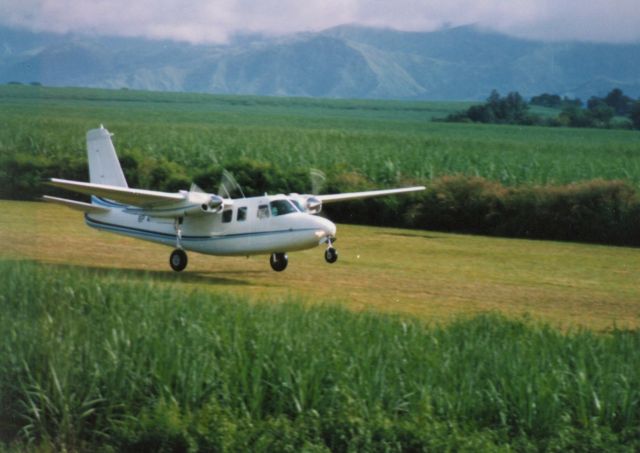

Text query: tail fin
(87, 126), (128, 188)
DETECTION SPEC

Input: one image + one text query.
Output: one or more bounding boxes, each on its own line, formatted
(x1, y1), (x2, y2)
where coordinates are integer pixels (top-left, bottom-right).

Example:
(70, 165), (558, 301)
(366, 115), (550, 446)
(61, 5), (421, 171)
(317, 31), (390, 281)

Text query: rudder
(87, 126), (128, 188)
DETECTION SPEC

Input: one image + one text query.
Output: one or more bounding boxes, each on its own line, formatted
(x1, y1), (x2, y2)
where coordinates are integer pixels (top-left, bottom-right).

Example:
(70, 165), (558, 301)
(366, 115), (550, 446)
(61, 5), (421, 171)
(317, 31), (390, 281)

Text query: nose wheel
(324, 237), (338, 264)
(270, 252), (288, 272)
(324, 247), (338, 263)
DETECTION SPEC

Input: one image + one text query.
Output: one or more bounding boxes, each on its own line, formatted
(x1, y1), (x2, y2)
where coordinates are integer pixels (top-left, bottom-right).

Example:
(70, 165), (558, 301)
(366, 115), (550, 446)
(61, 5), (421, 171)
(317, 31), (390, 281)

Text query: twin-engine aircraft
(44, 126), (425, 272)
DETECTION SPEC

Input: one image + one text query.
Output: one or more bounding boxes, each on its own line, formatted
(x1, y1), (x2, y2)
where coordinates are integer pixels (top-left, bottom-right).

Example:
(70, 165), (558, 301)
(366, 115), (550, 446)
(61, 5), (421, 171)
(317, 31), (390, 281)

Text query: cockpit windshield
(289, 198), (304, 212)
(270, 199), (299, 217)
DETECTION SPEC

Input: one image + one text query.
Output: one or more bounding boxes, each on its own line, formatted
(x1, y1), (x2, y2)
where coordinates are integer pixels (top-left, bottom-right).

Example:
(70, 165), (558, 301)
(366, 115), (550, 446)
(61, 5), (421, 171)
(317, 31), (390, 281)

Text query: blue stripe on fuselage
(84, 215), (316, 243)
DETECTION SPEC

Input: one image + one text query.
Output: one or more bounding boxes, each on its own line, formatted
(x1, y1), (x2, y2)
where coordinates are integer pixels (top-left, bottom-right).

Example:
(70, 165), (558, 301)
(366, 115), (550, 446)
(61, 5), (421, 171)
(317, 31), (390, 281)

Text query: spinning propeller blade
(217, 170), (245, 199)
(310, 168), (326, 195)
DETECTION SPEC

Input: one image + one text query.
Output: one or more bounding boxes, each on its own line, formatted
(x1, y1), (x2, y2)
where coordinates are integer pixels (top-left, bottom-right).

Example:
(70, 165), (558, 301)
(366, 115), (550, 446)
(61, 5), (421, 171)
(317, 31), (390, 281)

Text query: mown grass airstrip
(2, 200), (639, 330)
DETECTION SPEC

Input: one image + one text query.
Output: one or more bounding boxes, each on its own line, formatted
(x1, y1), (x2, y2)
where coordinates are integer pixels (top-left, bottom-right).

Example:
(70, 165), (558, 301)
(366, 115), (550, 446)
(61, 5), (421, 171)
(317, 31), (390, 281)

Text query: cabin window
(222, 209), (233, 223)
(257, 205), (270, 219)
(237, 207), (247, 221)
(270, 199), (297, 217)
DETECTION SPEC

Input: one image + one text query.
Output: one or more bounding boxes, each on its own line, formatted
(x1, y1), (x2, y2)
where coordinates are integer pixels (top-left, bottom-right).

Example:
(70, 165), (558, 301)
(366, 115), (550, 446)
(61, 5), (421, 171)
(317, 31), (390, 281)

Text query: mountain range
(2, 24), (640, 100)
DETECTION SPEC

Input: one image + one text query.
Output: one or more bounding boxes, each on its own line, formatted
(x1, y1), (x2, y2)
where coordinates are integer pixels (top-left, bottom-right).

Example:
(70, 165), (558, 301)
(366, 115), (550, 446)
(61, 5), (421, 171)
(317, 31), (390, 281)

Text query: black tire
(170, 249), (188, 272)
(270, 252), (288, 272)
(324, 247), (338, 264)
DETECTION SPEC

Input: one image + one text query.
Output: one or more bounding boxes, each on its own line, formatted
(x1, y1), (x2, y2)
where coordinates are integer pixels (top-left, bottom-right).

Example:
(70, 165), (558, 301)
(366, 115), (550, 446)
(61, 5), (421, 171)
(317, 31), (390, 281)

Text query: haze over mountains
(2, 24), (639, 101)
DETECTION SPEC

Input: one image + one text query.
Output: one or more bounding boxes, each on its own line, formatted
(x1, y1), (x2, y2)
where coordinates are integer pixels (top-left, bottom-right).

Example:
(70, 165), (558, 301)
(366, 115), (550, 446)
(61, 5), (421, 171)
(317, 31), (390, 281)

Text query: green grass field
(2, 200), (639, 330)
(2, 85), (640, 187)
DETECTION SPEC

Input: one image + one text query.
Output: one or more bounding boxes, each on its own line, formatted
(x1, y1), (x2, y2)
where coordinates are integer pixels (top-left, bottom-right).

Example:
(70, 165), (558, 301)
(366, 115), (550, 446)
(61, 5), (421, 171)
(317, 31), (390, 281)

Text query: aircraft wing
(317, 186), (425, 204)
(47, 178), (185, 207)
(42, 195), (111, 213)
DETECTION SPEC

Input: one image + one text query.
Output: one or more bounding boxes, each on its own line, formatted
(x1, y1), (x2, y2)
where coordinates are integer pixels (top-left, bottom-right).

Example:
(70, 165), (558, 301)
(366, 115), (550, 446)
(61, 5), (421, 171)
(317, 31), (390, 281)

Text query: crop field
(2, 85), (640, 188)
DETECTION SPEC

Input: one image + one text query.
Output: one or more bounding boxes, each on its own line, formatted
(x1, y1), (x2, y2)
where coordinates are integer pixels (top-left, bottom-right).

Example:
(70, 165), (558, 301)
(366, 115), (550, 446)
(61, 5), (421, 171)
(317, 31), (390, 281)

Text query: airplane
(44, 126), (425, 272)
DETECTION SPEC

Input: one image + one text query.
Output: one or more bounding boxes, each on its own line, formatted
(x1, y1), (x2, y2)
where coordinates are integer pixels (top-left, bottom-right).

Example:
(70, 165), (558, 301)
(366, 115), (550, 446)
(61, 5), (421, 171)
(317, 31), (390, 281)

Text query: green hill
(2, 24), (640, 100)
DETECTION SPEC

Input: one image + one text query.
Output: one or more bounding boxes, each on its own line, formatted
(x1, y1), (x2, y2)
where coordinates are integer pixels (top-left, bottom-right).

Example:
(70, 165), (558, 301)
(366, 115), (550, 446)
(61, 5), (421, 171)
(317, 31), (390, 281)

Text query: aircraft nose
(314, 216), (337, 239)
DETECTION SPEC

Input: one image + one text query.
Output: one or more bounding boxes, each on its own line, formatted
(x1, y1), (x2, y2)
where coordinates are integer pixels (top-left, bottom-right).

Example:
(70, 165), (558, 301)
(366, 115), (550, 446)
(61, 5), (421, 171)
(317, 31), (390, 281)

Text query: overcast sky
(2, 0), (639, 44)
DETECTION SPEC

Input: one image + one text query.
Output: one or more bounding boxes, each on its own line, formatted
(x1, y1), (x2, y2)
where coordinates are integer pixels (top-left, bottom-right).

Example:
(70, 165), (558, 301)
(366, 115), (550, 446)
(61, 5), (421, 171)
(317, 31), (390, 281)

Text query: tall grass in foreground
(1, 261), (639, 451)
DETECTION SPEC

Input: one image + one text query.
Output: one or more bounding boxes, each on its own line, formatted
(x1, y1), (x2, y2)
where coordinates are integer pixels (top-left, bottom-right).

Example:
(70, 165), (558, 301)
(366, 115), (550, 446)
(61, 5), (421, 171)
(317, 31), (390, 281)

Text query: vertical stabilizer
(87, 126), (128, 188)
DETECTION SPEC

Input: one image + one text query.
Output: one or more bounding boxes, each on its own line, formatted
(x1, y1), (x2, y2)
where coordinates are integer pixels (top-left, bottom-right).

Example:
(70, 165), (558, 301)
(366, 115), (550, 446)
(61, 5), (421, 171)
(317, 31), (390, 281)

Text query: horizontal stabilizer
(318, 186), (426, 204)
(47, 178), (185, 207)
(43, 196), (110, 214)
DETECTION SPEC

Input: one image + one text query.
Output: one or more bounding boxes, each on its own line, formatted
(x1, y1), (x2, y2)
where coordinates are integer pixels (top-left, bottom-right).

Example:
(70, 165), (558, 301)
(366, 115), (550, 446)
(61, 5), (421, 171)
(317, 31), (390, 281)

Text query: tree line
(443, 88), (640, 130)
(3, 151), (639, 247)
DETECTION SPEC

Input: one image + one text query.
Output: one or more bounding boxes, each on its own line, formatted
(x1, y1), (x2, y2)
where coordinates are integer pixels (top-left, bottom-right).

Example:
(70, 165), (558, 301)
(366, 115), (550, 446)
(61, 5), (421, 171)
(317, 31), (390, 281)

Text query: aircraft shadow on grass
(18, 260), (256, 287)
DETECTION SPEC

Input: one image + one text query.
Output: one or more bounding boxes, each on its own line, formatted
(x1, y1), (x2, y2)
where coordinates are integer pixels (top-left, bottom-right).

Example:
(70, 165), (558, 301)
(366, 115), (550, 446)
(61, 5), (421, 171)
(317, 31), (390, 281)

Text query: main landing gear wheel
(270, 252), (288, 272)
(324, 247), (338, 264)
(170, 249), (188, 272)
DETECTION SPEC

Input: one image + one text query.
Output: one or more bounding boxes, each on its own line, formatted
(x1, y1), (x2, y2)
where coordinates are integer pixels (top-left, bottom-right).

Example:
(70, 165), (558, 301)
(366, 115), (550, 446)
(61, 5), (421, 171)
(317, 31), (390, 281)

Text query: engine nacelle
(289, 194), (323, 215)
(198, 195), (224, 214)
(305, 196), (322, 215)
(175, 194), (224, 216)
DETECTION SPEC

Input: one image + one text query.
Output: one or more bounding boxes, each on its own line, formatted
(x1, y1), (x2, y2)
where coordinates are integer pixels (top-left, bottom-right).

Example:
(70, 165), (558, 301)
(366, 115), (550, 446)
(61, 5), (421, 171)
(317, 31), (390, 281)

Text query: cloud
(1, 0), (639, 44)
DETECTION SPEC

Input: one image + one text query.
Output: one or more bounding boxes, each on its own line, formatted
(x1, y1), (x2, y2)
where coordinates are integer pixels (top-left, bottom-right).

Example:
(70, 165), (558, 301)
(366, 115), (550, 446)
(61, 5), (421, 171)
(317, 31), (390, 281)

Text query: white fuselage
(85, 194), (337, 256)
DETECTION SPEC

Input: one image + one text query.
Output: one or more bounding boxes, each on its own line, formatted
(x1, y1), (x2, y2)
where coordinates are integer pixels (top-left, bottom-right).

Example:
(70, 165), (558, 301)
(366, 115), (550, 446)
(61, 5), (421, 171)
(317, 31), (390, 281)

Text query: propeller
(190, 182), (206, 194)
(309, 168), (326, 195)
(185, 170), (243, 214)
(304, 168), (324, 213)
(189, 182), (224, 213)
(217, 170), (245, 199)
(287, 169), (326, 214)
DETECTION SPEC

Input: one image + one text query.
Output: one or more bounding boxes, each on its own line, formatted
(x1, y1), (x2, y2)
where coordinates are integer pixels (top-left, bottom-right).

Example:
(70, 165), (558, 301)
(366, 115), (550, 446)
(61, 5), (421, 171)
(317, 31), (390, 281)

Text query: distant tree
(603, 88), (633, 116)
(562, 96), (582, 108)
(586, 97), (600, 110)
(447, 90), (532, 125)
(501, 92), (529, 123)
(630, 101), (640, 130)
(447, 89), (631, 130)
(530, 93), (562, 108)
(530, 93), (582, 109)
(559, 106), (594, 128)
(587, 97), (614, 125)
(466, 104), (495, 123)
(486, 89), (501, 109)
(29, 81), (42, 86)
(7, 81), (23, 85)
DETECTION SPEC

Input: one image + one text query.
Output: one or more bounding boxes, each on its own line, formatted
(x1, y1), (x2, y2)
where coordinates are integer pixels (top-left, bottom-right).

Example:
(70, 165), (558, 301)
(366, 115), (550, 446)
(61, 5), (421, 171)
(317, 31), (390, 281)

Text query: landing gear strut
(170, 217), (188, 272)
(324, 238), (338, 264)
(270, 252), (288, 272)
(174, 217), (184, 249)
